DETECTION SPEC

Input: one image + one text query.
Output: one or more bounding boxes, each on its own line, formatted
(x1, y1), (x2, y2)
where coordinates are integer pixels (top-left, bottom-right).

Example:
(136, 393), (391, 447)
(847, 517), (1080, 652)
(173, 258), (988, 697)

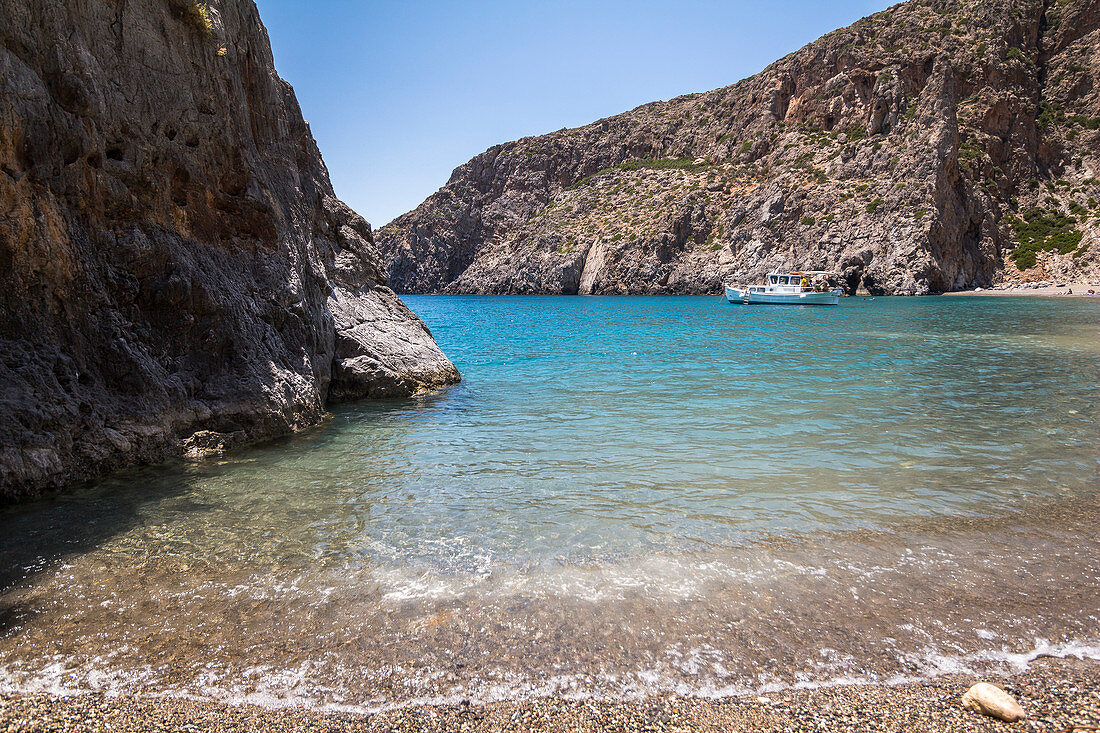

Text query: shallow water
(1, 295), (1098, 710)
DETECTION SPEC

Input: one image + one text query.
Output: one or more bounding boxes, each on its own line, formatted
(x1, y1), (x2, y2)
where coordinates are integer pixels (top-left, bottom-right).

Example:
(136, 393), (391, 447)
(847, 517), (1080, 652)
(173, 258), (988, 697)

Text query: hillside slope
(376, 0), (1100, 295)
(0, 0), (459, 499)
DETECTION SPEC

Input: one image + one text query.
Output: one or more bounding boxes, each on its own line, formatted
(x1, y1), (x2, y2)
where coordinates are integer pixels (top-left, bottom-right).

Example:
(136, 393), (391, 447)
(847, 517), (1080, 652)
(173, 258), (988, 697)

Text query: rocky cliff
(377, 0), (1100, 295)
(0, 0), (459, 500)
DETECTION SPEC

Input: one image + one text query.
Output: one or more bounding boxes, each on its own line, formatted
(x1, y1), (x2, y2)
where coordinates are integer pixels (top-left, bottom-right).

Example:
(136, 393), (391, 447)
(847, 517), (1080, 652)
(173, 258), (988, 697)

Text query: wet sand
(1, 656), (1096, 732)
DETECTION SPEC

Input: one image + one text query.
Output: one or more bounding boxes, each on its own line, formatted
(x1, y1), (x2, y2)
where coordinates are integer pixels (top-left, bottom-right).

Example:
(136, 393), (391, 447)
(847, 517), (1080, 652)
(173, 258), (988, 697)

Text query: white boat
(725, 271), (843, 305)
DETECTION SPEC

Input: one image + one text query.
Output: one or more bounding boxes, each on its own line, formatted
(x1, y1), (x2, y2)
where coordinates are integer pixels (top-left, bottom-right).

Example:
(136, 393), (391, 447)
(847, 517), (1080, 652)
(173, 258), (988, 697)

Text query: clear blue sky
(257, 0), (891, 227)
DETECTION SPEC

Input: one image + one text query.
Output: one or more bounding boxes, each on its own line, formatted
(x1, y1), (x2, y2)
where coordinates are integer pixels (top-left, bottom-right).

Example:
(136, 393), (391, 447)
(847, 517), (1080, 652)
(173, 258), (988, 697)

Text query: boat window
(768, 275), (777, 284)
(779, 276), (789, 285)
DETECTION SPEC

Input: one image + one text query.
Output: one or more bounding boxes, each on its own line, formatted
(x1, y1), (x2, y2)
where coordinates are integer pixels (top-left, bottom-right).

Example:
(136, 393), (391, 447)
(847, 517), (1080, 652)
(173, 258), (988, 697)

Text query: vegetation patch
(1006, 207), (1084, 269)
(1038, 101), (1064, 128)
(1067, 114), (1100, 130)
(571, 157), (708, 189)
(1006, 46), (1032, 66)
(177, 0), (213, 35)
(959, 141), (985, 160)
(846, 124), (867, 141)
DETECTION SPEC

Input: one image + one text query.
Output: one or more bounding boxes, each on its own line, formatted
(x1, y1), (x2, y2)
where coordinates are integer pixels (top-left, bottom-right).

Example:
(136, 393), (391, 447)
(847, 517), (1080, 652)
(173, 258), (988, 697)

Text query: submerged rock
(0, 0), (459, 500)
(179, 430), (247, 459)
(961, 682), (1027, 722)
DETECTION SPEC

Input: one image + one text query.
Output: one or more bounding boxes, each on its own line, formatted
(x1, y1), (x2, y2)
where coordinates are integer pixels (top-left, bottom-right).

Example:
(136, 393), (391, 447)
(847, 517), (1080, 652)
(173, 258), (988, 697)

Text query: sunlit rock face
(376, 0), (1100, 296)
(0, 0), (459, 500)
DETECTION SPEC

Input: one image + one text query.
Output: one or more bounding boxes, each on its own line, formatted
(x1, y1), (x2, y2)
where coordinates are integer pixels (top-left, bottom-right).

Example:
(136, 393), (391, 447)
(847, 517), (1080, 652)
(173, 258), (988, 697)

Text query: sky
(257, 0), (891, 227)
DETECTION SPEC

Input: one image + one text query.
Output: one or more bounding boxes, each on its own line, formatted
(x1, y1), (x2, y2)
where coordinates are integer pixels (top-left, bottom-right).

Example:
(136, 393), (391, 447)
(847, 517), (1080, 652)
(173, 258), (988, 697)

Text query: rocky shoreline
(0, 0), (459, 501)
(944, 280), (1100, 297)
(1, 656), (1096, 732)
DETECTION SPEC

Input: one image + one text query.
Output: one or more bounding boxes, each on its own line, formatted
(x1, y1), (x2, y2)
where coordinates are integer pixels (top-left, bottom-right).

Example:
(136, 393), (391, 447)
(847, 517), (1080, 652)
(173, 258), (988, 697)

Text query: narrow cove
(2, 295), (1098, 709)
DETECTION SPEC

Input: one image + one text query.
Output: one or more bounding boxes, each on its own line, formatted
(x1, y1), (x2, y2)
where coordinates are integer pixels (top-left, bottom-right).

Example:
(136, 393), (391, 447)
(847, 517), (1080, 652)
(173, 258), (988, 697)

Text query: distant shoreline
(944, 281), (1100, 297)
(1, 656), (1095, 732)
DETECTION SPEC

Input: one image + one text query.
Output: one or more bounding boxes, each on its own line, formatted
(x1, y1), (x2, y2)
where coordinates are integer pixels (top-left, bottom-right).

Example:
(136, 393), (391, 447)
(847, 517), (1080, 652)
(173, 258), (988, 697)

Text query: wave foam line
(1, 637), (1097, 714)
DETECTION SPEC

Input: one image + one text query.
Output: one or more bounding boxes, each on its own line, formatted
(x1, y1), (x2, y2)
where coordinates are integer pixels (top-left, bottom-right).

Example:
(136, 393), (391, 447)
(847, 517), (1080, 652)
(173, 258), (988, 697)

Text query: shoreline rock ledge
(0, 0), (459, 501)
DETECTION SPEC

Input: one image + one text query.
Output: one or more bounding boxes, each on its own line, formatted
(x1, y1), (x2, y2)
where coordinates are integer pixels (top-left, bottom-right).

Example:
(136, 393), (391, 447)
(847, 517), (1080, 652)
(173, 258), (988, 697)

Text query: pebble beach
(1, 656), (1097, 733)
(944, 281), (1100, 296)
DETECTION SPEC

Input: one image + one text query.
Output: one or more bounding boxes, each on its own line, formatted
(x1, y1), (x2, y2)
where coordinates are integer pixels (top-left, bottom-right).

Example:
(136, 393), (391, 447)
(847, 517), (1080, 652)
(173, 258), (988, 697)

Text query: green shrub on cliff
(176, 0), (213, 35)
(1006, 46), (1032, 66)
(1038, 101), (1064, 128)
(1067, 115), (1100, 130)
(1007, 207), (1083, 269)
(960, 141), (984, 160)
(846, 125), (867, 141)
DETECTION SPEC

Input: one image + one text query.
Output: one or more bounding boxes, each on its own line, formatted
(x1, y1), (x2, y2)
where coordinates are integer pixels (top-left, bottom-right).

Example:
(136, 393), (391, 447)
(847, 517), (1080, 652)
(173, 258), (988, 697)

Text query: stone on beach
(961, 682), (1026, 722)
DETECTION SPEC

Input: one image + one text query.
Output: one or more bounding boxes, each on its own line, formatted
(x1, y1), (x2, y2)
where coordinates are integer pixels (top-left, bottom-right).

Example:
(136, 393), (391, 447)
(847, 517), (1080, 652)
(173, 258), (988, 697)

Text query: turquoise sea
(1, 295), (1098, 708)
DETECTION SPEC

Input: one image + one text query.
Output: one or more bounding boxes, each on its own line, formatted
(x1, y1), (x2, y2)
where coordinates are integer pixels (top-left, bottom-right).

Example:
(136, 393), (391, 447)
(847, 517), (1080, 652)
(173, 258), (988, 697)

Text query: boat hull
(725, 286), (841, 305)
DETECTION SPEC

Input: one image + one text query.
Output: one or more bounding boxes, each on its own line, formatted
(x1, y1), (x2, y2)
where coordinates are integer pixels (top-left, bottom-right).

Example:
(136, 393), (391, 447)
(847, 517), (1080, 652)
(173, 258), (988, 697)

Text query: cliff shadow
(0, 460), (205, 633)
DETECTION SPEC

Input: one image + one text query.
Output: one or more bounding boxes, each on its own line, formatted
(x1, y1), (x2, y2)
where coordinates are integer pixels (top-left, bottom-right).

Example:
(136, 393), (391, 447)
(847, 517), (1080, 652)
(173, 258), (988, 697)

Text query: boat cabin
(760, 271), (840, 293)
(768, 274), (809, 287)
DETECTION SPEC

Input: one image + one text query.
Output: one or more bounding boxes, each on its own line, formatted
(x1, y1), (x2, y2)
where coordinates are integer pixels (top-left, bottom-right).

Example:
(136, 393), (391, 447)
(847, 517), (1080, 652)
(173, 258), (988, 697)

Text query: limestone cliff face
(377, 0), (1100, 295)
(0, 0), (459, 500)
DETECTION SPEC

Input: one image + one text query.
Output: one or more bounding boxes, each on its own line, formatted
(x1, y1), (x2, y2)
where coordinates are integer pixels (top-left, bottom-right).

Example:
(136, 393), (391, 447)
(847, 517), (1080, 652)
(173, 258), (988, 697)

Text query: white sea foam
(3, 637), (1096, 713)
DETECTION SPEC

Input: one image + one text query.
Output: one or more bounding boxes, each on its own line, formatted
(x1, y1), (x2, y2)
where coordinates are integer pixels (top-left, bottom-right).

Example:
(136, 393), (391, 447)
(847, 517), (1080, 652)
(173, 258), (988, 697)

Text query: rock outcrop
(0, 0), (459, 500)
(376, 0), (1100, 295)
